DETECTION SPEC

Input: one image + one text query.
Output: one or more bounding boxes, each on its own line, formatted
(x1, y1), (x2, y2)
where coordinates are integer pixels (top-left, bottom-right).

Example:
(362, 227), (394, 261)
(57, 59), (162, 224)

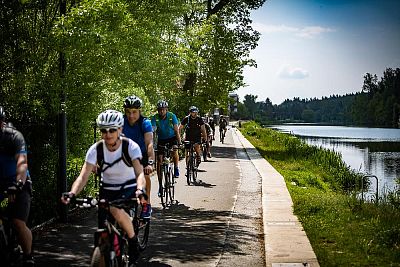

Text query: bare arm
(144, 132), (155, 161)
(70, 162), (95, 196)
(174, 124), (182, 144)
(15, 153), (28, 183)
(132, 159), (146, 191)
(201, 125), (207, 141)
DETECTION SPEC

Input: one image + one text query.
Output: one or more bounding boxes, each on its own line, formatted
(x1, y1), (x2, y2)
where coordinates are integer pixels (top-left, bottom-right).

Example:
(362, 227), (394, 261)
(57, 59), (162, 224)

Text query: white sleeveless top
(85, 138), (142, 190)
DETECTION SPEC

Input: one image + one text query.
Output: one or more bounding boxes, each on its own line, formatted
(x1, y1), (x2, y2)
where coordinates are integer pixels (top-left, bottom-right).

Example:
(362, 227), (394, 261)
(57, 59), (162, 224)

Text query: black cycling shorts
(157, 136), (179, 155)
(7, 181), (32, 222)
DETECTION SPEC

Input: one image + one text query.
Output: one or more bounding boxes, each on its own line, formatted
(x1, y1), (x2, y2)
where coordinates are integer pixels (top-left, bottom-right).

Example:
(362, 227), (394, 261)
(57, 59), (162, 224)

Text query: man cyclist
(151, 100), (181, 195)
(0, 106), (34, 266)
(219, 115), (228, 141)
(179, 106), (207, 168)
(61, 110), (146, 265)
(122, 95), (154, 217)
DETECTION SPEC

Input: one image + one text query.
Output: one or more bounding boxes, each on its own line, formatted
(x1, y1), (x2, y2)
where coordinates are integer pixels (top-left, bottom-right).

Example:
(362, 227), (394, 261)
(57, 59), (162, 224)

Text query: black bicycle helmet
(0, 106), (5, 120)
(157, 100), (168, 109)
(189, 106), (199, 112)
(123, 95), (143, 109)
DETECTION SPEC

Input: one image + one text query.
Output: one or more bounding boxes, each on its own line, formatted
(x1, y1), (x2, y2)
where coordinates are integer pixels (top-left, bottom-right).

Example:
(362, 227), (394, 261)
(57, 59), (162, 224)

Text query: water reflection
(270, 125), (400, 196)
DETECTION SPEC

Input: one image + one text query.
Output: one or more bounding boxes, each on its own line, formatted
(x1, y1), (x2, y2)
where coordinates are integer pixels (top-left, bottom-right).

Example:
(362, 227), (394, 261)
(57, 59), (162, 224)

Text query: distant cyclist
(209, 117), (215, 140)
(151, 100), (181, 195)
(0, 106), (34, 266)
(61, 110), (146, 265)
(202, 117), (213, 158)
(122, 95), (154, 217)
(219, 115), (228, 141)
(179, 106), (207, 167)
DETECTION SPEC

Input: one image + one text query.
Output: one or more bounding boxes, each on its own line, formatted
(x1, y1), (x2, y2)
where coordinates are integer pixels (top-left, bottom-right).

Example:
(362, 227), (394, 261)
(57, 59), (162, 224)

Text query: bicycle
(0, 188), (22, 266)
(201, 141), (207, 162)
(184, 141), (199, 185)
(219, 128), (226, 144)
(63, 194), (150, 267)
(156, 144), (176, 208)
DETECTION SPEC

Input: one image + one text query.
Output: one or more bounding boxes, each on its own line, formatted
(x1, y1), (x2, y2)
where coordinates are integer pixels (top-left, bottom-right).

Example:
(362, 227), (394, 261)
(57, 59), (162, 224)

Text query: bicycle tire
(164, 169), (170, 207)
(202, 144), (207, 162)
(186, 157), (192, 185)
(166, 166), (174, 204)
(169, 166), (175, 203)
(134, 218), (150, 251)
(160, 166), (167, 208)
(192, 159), (197, 183)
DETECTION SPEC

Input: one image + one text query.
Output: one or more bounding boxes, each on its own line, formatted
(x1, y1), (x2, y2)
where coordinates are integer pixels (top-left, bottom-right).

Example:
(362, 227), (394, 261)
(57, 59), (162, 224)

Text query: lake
(270, 124), (400, 197)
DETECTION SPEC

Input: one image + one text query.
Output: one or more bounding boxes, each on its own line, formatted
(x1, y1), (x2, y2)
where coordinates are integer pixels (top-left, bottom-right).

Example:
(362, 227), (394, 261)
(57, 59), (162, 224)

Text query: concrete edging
(233, 128), (320, 267)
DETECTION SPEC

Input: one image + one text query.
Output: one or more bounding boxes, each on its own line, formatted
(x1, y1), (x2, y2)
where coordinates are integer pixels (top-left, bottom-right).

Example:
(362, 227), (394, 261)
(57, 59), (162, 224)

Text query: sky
(236, 0), (400, 105)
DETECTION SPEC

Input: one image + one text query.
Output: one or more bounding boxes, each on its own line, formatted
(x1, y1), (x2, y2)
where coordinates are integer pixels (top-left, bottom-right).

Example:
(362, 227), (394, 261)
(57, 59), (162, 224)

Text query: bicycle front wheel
(160, 167), (167, 208)
(166, 166), (175, 204)
(186, 158), (192, 185)
(90, 246), (107, 267)
(202, 145), (207, 162)
(134, 218), (150, 251)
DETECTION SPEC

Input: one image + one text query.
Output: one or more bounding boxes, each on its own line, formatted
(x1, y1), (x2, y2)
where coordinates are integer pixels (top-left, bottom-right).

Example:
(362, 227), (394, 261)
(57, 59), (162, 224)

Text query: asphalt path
(33, 126), (265, 266)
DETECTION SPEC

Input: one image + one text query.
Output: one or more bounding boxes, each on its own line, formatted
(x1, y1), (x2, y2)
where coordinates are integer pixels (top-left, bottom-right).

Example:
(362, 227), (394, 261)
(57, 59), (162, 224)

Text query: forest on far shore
(233, 67), (400, 128)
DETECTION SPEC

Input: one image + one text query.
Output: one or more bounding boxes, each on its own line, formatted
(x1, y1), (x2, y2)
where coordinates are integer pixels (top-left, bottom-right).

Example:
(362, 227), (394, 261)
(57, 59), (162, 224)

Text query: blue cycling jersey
(122, 116), (153, 155)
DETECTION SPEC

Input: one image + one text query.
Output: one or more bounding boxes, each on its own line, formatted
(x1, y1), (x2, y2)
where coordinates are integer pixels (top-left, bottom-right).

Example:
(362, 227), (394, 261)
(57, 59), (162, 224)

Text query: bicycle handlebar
(62, 193), (141, 209)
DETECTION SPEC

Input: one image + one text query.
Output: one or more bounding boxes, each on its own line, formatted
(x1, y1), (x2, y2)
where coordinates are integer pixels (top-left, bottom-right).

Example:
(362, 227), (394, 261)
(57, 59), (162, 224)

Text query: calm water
(270, 124), (400, 196)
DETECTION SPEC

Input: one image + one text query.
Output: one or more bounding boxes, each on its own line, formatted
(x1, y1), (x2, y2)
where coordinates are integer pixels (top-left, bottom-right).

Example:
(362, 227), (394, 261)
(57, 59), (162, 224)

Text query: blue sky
(237, 0), (400, 105)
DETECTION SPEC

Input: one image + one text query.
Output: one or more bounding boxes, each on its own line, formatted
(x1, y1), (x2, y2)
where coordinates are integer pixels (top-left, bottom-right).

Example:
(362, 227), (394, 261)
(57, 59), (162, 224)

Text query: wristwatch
(148, 159), (154, 165)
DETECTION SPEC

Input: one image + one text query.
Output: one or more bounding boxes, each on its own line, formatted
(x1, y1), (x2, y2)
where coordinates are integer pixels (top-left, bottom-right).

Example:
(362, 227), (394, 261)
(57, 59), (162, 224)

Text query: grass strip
(240, 121), (400, 266)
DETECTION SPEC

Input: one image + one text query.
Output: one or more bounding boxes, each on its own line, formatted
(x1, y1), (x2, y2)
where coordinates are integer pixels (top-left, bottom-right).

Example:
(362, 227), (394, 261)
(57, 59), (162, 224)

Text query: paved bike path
(32, 125), (318, 266)
(33, 127), (265, 266)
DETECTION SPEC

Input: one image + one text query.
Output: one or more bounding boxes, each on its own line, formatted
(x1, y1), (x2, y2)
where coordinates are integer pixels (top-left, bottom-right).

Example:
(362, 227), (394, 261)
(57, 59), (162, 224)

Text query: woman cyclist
(61, 110), (146, 265)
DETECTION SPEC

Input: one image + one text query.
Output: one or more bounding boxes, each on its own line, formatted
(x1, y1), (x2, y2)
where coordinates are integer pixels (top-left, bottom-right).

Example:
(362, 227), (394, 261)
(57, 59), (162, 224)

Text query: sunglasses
(100, 128), (118, 134)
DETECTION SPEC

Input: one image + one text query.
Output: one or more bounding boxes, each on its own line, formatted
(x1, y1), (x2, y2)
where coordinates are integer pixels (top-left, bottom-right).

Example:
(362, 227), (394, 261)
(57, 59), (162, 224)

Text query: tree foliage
(0, 0), (265, 223)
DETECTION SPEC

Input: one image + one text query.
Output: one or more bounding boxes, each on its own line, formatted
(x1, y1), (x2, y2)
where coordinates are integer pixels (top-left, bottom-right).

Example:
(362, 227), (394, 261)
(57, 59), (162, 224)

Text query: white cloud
(296, 26), (336, 38)
(254, 23), (336, 38)
(278, 65), (310, 79)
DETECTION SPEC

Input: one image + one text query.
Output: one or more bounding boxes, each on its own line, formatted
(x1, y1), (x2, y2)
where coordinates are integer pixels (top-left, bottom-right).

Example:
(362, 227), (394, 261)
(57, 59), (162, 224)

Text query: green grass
(240, 121), (400, 266)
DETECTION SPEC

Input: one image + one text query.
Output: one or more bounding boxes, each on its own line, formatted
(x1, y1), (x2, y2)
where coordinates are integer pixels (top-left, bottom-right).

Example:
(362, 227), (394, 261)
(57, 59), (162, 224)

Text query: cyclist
(219, 115), (228, 141)
(61, 110), (146, 265)
(0, 106), (34, 267)
(122, 95), (155, 217)
(209, 117), (216, 140)
(151, 100), (181, 195)
(203, 118), (213, 158)
(179, 106), (207, 167)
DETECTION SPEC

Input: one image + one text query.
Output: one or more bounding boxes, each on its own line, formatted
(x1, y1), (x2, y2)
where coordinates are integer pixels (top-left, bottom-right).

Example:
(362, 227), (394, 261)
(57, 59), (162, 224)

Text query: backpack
(96, 137), (132, 174)
(153, 112), (174, 132)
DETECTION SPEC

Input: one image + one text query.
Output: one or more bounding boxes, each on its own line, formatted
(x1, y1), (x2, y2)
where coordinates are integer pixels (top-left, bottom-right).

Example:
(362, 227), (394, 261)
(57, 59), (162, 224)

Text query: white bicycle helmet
(96, 110), (124, 129)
